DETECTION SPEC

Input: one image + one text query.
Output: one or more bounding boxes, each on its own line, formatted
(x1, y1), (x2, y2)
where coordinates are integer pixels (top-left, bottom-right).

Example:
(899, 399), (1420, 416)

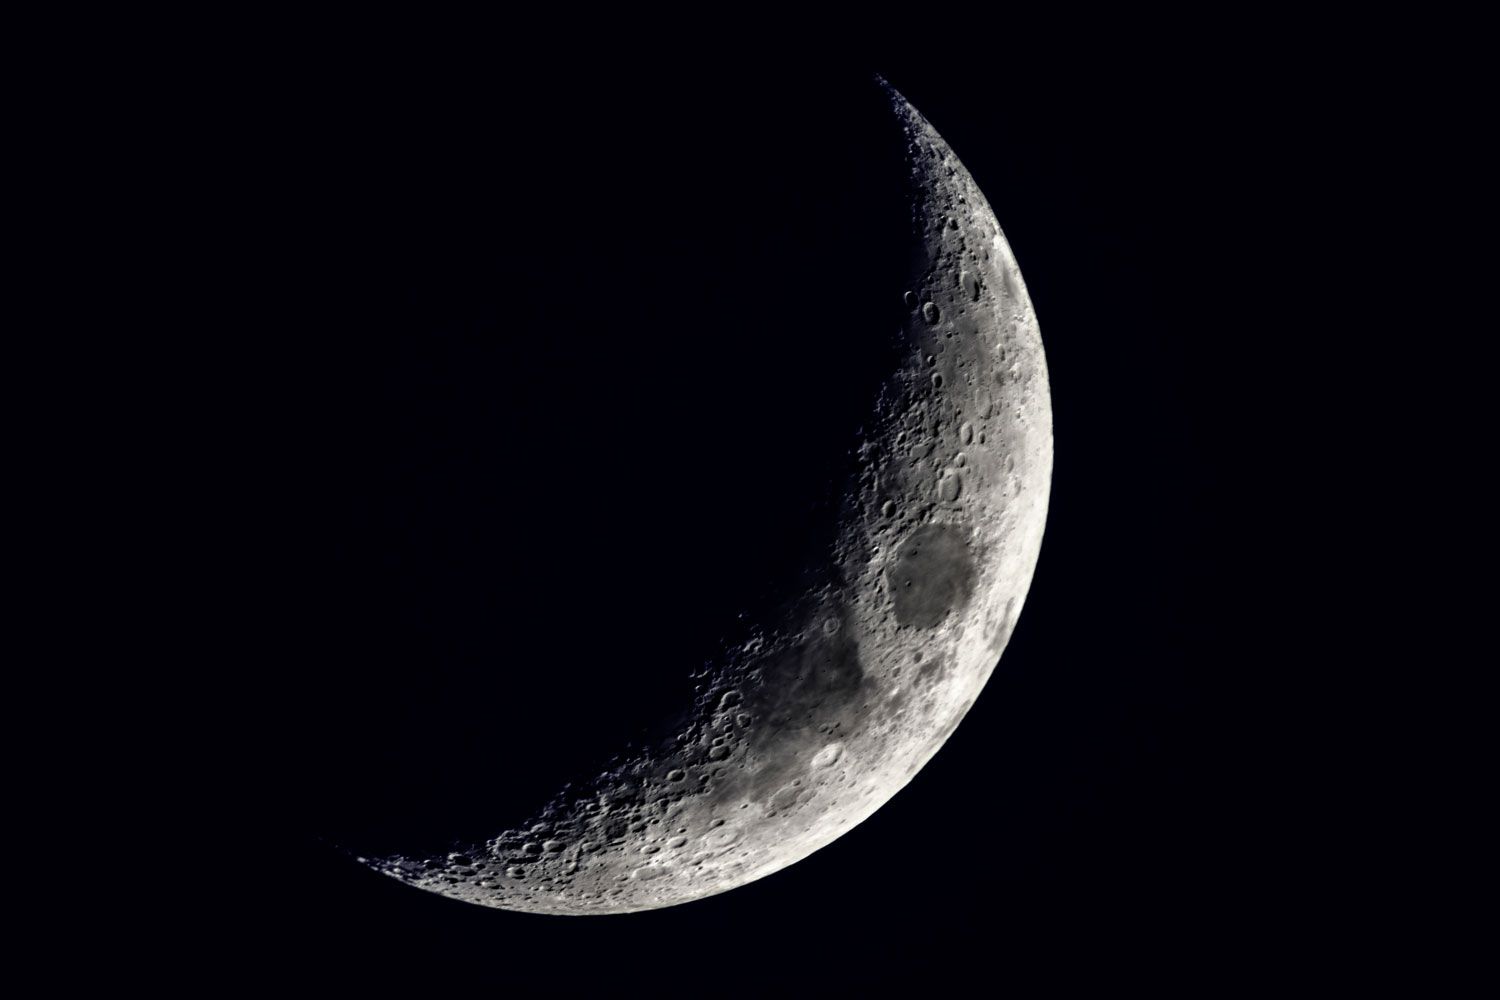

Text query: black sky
(138, 41), (1317, 989)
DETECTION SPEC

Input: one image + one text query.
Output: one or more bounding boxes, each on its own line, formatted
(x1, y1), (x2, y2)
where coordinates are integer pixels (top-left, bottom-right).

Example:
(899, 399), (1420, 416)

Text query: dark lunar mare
(884, 523), (977, 628)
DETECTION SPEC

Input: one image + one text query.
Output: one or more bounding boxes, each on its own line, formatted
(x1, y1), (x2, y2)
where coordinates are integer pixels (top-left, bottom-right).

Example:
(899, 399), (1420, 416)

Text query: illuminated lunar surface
(362, 82), (1053, 914)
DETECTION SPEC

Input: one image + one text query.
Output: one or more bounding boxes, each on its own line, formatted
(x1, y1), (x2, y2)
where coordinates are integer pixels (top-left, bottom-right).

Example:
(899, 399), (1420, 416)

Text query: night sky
(143, 41), (1312, 988)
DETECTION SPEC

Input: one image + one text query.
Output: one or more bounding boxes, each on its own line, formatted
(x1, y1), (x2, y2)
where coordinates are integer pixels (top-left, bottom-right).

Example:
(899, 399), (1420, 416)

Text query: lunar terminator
(361, 80), (1053, 914)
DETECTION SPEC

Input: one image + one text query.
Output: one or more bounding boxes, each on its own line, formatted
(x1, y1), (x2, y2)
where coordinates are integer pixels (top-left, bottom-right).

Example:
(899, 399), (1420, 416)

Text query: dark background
(139, 41), (1320, 988)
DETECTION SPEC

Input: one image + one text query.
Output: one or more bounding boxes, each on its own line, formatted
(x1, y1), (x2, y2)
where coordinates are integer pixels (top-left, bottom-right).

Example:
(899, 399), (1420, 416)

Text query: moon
(359, 80), (1053, 914)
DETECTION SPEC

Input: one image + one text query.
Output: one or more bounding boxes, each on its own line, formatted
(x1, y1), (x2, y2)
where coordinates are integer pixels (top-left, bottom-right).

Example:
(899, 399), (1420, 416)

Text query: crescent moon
(360, 80), (1053, 914)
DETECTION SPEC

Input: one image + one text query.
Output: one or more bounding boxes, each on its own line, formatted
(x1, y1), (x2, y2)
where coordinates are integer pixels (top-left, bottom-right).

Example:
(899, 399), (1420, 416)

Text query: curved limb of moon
(361, 81), (1053, 914)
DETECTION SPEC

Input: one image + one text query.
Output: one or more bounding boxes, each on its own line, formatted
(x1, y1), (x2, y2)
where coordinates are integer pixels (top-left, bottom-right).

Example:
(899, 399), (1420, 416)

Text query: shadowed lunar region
(359, 80), (1054, 914)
